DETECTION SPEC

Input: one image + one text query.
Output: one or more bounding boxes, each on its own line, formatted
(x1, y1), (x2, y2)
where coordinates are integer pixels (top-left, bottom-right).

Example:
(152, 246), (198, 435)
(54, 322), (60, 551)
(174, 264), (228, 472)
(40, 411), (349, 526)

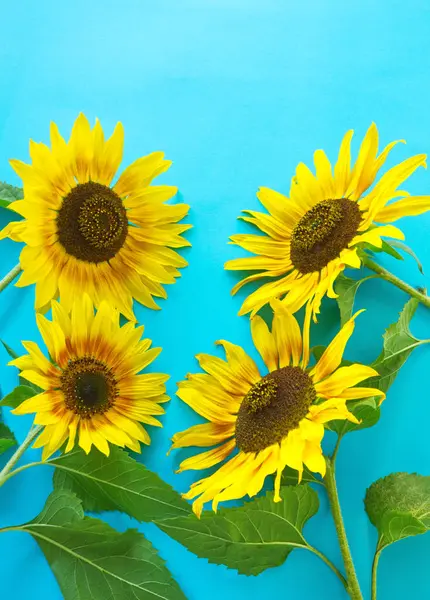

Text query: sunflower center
(290, 199), (362, 274)
(235, 366), (316, 453)
(56, 182), (128, 263)
(61, 357), (118, 418)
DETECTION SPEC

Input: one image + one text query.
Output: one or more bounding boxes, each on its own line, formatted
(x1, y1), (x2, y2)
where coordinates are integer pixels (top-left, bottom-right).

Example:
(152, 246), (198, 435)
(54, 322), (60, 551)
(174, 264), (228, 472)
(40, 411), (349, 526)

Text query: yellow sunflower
(0, 113), (191, 319)
(171, 301), (384, 516)
(225, 124), (430, 318)
(11, 294), (169, 460)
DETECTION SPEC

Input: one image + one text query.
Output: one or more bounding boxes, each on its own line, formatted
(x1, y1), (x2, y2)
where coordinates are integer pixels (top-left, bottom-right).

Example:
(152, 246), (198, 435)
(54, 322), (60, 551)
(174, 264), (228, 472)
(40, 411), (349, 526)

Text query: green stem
(0, 425), (43, 488)
(325, 457), (363, 600)
(0, 263), (21, 293)
(361, 255), (430, 308)
(371, 548), (382, 600)
(307, 545), (347, 589)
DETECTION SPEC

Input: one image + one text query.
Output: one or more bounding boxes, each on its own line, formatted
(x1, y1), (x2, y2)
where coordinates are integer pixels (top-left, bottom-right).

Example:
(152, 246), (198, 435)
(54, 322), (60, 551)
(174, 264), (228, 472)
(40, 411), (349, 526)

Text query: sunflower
(0, 114), (190, 319)
(225, 124), (430, 319)
(11, 294), (169, 460)
(171, 301), (384, 516)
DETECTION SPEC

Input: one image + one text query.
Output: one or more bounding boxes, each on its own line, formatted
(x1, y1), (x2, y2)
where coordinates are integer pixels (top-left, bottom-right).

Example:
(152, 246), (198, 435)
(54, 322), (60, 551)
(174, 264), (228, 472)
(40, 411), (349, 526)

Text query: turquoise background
(1, 1), (430, 598)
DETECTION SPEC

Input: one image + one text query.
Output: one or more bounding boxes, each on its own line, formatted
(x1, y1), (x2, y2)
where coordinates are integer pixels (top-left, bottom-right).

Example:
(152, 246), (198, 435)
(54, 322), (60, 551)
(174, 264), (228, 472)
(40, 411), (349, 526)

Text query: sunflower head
(11, 294), (169, 460)
(0, 114), (191, 319)
(171, 301), (384, 516)
(225, 123), (430, 319)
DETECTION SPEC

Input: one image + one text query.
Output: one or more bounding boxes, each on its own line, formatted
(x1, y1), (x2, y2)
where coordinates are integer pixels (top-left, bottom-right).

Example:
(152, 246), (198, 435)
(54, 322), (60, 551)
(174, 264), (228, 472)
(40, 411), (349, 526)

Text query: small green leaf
(326, 396), (380, 436)
(0, 410), (16, 455)
(334, 273), (377, 326)
(52, 446), (191, 521)
(1, 340), (44, 394)
(1, 339), (18, 359)
(157, 485), (318, 575)
(358, 240), (403, 261)
(0, 385), (37, 409)
(16, 490), (185, 600)
(365, 473), (430, 550)
(0, 181), (23, 207)
(380, 240), (404, 261)
(310, 345), (326, 364)
(281, 465), (323, 486)
(389, 240), (424, 275)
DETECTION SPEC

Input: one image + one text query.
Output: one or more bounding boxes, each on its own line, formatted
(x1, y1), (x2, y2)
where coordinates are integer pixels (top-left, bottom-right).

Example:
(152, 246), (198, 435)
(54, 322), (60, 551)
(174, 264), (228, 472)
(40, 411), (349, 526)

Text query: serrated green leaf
(0, 385), (37, 409)
(365, 473), (430, 550)
(31, 488), (84, 525)
(0, 181), (23, 206)
(0, 415), (16, 455)
(157, 485), (318, 575)
(52, 446), (191, 521)
(15, 490), (185, 600)
(366, 297), (426, 394)
(328, 297), (428, 438)
(334, 273), (377, 326)
(389, 240), (424, 274)
(281, 465), (323, 486)
(1, 340), (44, 394)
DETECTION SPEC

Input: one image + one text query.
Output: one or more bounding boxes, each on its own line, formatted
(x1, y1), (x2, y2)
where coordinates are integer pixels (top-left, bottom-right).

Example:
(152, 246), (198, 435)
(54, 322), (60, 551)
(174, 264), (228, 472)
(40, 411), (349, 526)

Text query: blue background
(1, 1), (430, 598)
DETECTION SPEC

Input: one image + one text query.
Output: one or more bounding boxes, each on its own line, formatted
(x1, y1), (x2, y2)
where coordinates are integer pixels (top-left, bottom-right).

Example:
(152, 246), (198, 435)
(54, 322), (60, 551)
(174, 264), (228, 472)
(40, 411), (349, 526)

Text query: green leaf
(334, 273), (377, 326)
(52, 446), (191, 521)
(366, 297), (424, 394)
(0, 385), (37, 409)
(157, 485), (318, 575)
(1, 340), (44, 394)
(0, 409), (16, 455)
(281, 465), (323, 486)
(365, 473), (430, 550)
(16, 490), (185, 600)
(0, 181), (23, 208)
(388, 240), (424, 275)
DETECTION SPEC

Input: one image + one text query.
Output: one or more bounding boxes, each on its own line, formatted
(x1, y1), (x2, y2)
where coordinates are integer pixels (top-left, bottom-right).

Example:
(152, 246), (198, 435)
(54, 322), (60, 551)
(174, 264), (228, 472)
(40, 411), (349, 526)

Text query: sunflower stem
(371, 548), (382, 600)
(0, 263), (21, 293)
(0, 425), (43, 488)
(361, 255), (430, 308)
(325, 457), (363, 600)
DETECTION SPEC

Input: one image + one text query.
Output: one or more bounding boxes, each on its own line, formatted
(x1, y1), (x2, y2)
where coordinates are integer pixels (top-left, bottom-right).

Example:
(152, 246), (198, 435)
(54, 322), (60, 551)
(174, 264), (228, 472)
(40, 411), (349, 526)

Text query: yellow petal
(374, 195), (430, 223)
(171, 422), (235, 449)
(352, 224), (405, 248)
(271, 299), (302, 367)
(177, 439), (235, 473)
(315, 364), (379, 397)
(215, 340), (261, 387)
(312, 310), (363, 382)
(250, 315), (278, 372)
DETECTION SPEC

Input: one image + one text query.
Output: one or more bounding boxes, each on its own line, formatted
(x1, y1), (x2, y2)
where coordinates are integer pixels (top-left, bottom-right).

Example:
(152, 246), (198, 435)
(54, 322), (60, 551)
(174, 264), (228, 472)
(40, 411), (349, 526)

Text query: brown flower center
(61, 357), (118, 418)
(57, 182), (128, 263)
(290, 198), (362, 274)
(235, 366), (316, 453)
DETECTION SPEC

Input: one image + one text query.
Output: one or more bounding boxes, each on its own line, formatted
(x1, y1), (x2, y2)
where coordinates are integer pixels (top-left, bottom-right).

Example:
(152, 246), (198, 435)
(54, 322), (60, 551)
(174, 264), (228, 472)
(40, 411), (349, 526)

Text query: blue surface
(1, 1), (430, 598)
